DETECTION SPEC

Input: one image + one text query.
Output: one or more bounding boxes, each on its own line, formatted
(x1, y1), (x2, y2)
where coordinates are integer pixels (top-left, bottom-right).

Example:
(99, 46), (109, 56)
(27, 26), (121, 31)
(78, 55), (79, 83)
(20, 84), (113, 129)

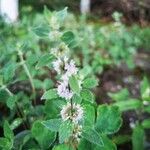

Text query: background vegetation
(0, 1), (150, 150)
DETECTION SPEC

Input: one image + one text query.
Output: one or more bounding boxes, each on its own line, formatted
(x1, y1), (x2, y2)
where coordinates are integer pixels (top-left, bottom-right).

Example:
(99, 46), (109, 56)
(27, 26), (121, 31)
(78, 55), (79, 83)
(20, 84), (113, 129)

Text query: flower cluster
(72, 125), (82, 143)
(52, 53), (83, 142)
(60, 103), (83, 124)
(49, 14), (83, 143)
(52, 56), (78, 100)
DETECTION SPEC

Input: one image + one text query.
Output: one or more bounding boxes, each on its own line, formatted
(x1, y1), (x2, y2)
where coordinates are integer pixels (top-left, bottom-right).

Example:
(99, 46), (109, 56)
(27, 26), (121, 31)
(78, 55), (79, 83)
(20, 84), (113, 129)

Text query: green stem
(70, 99), (78, 150)
(3, 86), (29, 129)
(17, 49), (36, 105)
(70, 98), (73, 116)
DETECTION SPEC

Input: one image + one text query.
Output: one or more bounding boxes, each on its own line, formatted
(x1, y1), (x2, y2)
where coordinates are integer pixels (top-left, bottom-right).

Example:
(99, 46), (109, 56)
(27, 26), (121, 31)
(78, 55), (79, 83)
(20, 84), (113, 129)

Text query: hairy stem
(17, 49), (36, 105)
(70, 99), (78, 150)
(2, 86), (29, 129)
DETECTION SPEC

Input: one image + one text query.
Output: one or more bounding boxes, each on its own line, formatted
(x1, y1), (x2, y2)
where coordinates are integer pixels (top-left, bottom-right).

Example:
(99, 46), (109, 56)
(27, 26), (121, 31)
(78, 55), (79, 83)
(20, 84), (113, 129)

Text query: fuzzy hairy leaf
(95, 105), (122, 134)
(3, 62), (16, 83)
(32, 24), (50, 37)
(83, 104), (95, 127)
(42, 118), (62, 132)
(81, 89), (95, 103)
(36, 53), (56, 69)
(31, 121), (56, 149)
(72, 94), (82, 104)
(59, 121), (74, 144)
(94, 134), (117, 150)
(41, 89), (58, 100)
(6, 96), (16, 110)
(82, 127), (103, 147)
(69, 75), (80, 94)
(4, 121), (14, 140)
(83, 77), (98, 89)
(61, 31), (76, 47)
(56, 7), (68, 23)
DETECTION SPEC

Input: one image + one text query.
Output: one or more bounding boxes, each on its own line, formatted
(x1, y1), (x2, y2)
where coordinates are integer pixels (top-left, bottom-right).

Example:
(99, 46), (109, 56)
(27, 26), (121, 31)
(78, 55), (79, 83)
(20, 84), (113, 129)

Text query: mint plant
(30, 7), (122, 150)
(0, 8), (122, 150)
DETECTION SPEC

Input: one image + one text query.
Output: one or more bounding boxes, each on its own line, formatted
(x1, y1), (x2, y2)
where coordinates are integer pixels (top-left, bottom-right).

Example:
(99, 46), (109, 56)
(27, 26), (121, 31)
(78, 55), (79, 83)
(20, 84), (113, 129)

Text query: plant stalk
(17, 49), (36, 105)
(3, 86), (29, 129)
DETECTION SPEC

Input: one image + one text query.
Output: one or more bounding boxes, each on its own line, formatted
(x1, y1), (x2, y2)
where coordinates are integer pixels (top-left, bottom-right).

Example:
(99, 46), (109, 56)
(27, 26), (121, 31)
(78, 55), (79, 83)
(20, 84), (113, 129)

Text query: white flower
(50, 48), (58, 56)
(57, 82), (73, 100)
(52, 58), (62, 74)
(64, 56), (69, 63)
(72, 125), (82, 142)
(60, 103), (84, 124)
(49, 31), (62, 41)
(65, 60), (78, 76)
(74, 104), (84, 123)
(59, 42), (70, 53)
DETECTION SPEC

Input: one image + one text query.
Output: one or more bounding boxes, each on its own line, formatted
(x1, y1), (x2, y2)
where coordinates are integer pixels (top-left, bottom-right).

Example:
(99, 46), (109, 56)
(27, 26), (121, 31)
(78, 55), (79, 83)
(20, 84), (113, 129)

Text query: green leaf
(69, 75), (80, 94)
(0, 75), (3, 86)
(83, 104), (95, 127)
(6, 96), (16, 110)
(31, 121), (56, 149)
(32, 24), (50, 37)
(140, 77), (150, 101)
(81, 89), (95, 103)
(95, 105), (122, 134)
(72, 94), (82, 104)
(144, 105), (150, 113)
(108, 88), (129, 101)
(94, 134), (117, 150)
(43, 79), (54, 90)
(53, 144), (73, 150)
(0, 138), (11, 149)
(56, 7), (68, 23)
(33, 79), (43, 89)
(78, 139), (94, 150)
(41, 89), (58, 100)
(42, 118), (62, 132)
(0, 89), (9, 103)
(44, 99), (63, 118)
(79, 65), (92, 78)
(142, 119), (150, 129)
(132, 125), (145, 150)
(3, 62), (16, 83)
(113, 99), (142, 111)
(61, 31), (76, 47)
(44, 6), (52, 22)
(82, 127), (103, 147)
(13, 130), (31, 150)
(4, 121), (14, 140)
(10, 118), (23, 130)
(36, 53), (56, 69)
(113, 135), (131, 145)
(83, 77), (98, 89)
(59, 121), (74, 143)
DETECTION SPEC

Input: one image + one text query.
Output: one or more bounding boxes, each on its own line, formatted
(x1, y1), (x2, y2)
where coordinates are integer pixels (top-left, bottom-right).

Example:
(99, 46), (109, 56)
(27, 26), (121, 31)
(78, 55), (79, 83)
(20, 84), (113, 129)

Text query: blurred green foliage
(0, 5), (150, 150)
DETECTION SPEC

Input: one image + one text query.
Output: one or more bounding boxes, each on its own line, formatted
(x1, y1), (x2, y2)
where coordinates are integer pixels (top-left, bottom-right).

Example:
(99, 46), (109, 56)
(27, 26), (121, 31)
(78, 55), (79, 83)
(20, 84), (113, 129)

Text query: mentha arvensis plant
(33, 7), (122, 150)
